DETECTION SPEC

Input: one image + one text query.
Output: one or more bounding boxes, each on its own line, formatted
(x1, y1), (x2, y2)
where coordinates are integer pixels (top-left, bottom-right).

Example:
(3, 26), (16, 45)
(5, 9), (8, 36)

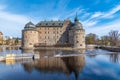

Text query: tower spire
(74, 12), (79, 22)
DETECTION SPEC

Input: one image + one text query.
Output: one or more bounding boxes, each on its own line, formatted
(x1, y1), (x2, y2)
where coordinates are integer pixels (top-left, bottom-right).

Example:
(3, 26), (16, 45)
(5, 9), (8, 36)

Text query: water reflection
(22, 55), (85, 80)
(1, 49), (120, 80)
(21, 49), (85, 80)
(110, 53), (119, 63)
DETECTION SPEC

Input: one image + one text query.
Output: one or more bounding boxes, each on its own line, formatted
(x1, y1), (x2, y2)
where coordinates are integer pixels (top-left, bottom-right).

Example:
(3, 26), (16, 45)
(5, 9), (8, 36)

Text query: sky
(0, 0), (120, 38)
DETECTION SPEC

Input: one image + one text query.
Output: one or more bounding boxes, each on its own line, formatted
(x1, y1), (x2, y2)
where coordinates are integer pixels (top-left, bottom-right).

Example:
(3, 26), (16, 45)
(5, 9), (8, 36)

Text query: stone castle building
(22, 15), (85, 49)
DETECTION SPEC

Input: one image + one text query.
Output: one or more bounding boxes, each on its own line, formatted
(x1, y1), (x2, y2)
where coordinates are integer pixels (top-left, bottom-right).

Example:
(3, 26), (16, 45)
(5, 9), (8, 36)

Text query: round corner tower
(71, 15), (85, 49)
(22, 21), (38, 49)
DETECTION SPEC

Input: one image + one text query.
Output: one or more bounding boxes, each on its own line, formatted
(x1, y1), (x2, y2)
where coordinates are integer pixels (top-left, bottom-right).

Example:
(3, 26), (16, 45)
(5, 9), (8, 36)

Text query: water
(0, 49), (120, 80)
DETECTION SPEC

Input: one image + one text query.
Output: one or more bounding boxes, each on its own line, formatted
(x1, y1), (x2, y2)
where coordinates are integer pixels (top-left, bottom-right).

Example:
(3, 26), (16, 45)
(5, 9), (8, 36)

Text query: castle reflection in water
(22, 49), (85, 79)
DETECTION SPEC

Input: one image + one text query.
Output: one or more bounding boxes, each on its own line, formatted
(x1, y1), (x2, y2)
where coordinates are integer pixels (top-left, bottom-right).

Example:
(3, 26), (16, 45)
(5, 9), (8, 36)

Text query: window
(60, 31), (62, 33)
(76, 41), (79, 43)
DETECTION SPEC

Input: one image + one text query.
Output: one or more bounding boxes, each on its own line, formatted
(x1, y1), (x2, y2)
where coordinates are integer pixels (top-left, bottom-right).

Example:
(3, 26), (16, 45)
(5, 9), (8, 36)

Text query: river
(0, 49), (120, 80)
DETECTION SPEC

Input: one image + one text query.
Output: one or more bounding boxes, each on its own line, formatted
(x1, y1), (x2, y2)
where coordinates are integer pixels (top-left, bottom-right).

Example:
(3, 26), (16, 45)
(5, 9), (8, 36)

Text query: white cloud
(85, 18), (120, 36)
(65, 8), (84, 19)
(0, 11), (29, 24)
(82, 4), (120, 28)
(90, 12), (103, 19)
(83, 21), (98, 27)
(0, 5), (30, 37)
(102, 5), (120, 18)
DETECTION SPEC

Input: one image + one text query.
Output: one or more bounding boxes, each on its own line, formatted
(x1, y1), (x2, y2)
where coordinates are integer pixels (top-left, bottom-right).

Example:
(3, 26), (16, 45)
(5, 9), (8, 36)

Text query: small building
(0, 32), (3, 45)
(22, 15), (85, 49)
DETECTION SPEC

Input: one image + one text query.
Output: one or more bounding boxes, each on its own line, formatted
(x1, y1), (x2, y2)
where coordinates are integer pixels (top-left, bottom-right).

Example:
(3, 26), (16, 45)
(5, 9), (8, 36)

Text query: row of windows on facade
(39, 36), (61, 39)
(39, 23), (63, 26)
(76, 36), (84, 38)
(24, 35), (84, 39)
(25, 31), (63, 34)
(39, 31), (62, 34)
(76, 41), (85, 43)
(29, 43), (83, 46)
(24, 36), (61, 41)
(38, 27), (62, 30)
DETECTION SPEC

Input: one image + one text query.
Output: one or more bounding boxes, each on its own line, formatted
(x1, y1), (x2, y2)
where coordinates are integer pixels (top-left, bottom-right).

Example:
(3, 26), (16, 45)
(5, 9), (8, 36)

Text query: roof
(70, 15), (83, 30)
(36, 20), (64, 27)
(73, 22), (83, 29)
(24, 21), (35, 30)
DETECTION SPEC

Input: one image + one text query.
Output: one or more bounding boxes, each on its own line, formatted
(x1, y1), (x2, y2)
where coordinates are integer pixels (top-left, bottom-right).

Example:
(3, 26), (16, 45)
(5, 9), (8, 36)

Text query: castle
(22, 15), (85, 49)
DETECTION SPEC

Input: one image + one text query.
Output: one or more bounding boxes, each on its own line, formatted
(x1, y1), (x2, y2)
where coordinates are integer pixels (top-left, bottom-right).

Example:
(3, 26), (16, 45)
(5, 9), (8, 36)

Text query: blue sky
(0, 0), (120, 37)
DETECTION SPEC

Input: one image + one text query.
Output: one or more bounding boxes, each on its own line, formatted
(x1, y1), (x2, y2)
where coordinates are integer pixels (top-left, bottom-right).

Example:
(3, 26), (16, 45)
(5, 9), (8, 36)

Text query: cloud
(83, 21), (98, 27)
(0, 4), (30, 37)
(82, 4), (120, 28)
(0, 11), (29, 24)
(65, 8), (84, 19)
(90, 12), (103, 19)
(102, 5), (120, 18)
(85, 18), (120, 36)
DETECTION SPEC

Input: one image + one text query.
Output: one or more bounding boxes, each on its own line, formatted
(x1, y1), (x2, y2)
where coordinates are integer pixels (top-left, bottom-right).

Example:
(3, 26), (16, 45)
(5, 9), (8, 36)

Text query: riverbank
(99, 46), (120, 52)
(0, 45), (21, 50)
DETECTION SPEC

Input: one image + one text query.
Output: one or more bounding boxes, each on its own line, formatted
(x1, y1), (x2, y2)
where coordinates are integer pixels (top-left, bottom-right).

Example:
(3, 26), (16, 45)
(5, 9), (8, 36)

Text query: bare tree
(109, 30), (120, 46)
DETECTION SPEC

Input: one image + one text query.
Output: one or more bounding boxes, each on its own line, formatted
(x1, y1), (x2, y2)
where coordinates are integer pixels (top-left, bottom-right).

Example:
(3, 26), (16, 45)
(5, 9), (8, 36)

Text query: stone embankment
(99, 46), (120, 52)
(86, 45), (120, 52)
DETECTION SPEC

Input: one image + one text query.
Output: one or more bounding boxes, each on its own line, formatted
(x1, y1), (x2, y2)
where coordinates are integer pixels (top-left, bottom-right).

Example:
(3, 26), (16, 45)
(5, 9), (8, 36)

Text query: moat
(0, 49), (120, 80)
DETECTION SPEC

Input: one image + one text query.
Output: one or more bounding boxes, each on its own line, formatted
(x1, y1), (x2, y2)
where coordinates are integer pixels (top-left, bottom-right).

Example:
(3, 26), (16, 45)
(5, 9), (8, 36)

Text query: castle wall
(22, 19), (85, 49)
(68, 30), (74, 45)
(36, 20), (71, 46)
(73, 29), (85, 49)
(22, 30), (38, 49)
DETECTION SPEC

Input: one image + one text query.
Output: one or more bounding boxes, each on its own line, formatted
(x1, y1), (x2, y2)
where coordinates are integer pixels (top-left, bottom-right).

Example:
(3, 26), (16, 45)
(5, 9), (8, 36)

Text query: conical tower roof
(72, 14), (83, 30)
(24, 21), (35, 30)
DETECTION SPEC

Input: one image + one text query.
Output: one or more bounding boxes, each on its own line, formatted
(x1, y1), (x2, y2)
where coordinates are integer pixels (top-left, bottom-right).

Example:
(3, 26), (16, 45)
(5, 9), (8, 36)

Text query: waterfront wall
(100, 46), (120, 52)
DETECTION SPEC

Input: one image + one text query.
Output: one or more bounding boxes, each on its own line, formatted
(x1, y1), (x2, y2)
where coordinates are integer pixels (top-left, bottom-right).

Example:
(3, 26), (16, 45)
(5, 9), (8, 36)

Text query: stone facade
(22, 16), (85, 49)
(0, 32), (3, 45)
